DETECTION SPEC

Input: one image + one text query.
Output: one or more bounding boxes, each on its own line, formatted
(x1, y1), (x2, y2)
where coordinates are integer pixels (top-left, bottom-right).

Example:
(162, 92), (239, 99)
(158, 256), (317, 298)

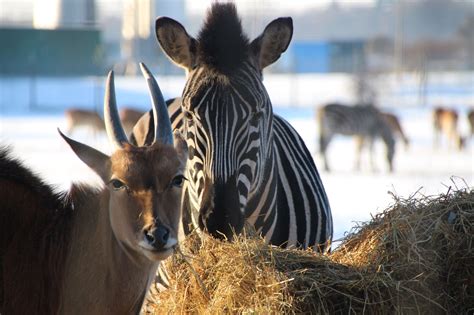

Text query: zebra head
(155, 3), (292, 240)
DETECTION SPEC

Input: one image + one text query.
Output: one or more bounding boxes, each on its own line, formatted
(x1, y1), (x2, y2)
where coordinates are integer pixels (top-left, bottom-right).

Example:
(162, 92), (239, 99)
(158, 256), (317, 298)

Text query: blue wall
(280, 40), (366, 73)
(0, 28), (104, 76)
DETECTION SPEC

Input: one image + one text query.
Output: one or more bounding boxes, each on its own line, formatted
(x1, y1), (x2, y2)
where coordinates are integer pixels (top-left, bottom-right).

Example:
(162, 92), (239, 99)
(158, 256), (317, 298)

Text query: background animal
(467, 109), (474, 138)
(131, 3), (333, 251)
(0, 64), (187, 314)
(119, 107), (146, 135)
(381, 112), (410, 150)
(432, 106), (464, 150)
(318, 103), (396, 172)
(64, 108), (104, 136)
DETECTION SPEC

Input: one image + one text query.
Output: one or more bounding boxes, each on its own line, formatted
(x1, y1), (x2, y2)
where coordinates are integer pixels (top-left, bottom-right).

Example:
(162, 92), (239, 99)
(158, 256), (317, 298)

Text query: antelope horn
(104, 71), (129, 149)
(139, 62), (173, 146)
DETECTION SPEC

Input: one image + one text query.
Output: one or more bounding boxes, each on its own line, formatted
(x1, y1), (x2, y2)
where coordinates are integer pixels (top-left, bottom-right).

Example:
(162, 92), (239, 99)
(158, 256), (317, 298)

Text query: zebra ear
(250, 17), (293, 70)
(155, 17), (197, 71)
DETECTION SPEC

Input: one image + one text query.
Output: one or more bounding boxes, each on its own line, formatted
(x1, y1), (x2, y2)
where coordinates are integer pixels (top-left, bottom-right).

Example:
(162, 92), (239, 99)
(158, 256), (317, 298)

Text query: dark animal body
(0, 147), (75, 314)
(467, 109), (474, 137)
(381, 112), (410, 149)
(318, 103), (396, 172)
(131, 3), (333, 250)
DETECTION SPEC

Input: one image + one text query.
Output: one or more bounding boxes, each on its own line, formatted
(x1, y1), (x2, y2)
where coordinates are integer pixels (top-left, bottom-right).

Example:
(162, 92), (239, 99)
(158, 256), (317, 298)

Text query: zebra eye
(170, 175), (186, 188)
(110, 179), (127, 190)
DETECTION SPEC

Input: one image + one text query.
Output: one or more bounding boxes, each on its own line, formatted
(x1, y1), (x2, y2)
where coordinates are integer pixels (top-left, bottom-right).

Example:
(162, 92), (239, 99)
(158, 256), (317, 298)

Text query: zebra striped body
(319, 103), (395, 172)
(132, 3), (332, 250)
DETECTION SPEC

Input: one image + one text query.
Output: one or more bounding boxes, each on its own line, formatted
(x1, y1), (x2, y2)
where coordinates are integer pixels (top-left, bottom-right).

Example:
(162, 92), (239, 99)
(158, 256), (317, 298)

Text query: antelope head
(59, 63), (188, 262)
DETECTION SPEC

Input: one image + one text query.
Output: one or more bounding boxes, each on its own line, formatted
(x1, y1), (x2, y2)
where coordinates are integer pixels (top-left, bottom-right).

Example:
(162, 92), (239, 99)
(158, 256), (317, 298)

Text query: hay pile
(146, 189), (473, 314)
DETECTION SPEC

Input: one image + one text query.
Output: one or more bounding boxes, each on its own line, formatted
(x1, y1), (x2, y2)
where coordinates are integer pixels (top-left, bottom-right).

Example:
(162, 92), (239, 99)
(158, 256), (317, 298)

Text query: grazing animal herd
(1, 2), (472, 313)
(64, 107), (145, 137)
(318, 103), (472, 172)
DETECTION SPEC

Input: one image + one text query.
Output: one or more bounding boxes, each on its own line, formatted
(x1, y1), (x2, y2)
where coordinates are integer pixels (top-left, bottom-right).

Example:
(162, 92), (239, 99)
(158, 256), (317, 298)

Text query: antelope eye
(170, 175), (186, 188)
(110, 179), (126, 190)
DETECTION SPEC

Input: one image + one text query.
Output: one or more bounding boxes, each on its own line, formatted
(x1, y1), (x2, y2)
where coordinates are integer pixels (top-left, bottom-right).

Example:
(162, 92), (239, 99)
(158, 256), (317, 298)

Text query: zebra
(131, 3), (333, 251)
(318, 102), (396, 172)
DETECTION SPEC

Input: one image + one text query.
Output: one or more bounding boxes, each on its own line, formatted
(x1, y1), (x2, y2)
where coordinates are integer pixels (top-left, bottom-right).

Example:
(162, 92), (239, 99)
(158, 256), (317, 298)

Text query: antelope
(381, 112), (410, 150)
(64, 108), (105, 136)
(433, 106), (464, 150)
(119, 107), (146, 135)
(0, 63), (188, 314)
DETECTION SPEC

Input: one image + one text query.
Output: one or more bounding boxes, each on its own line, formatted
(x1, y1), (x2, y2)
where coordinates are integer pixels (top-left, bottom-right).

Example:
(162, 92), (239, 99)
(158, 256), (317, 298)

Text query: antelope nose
(144, 225), (170, 250)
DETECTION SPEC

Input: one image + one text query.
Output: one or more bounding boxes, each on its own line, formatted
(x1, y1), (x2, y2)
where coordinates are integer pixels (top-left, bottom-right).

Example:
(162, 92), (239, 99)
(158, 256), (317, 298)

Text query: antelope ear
(250, 17), (293, 70)
(58, 129), (111, 182)
(173, 130), (188, 163)
(155, 17), (197, 71)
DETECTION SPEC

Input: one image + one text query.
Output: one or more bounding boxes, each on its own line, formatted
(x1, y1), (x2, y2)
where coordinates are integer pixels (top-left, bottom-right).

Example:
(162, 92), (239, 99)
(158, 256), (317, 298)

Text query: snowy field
(0, 73), (473, 245)
(1, 108), (472, 245)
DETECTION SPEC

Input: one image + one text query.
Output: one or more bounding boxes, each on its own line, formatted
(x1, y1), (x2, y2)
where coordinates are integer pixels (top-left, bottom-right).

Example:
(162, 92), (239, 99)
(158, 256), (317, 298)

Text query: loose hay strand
(145, 188), (474, 314)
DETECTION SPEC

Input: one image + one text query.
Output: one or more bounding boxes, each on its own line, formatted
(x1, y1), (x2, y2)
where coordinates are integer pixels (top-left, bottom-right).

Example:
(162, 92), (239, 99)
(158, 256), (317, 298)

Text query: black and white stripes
(318, 103), (396, 172)
(132, 3), (333, 251)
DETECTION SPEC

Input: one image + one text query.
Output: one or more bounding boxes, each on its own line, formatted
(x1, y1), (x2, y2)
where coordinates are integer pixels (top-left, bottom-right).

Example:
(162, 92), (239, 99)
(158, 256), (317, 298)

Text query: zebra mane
(197, 3), (250, 74)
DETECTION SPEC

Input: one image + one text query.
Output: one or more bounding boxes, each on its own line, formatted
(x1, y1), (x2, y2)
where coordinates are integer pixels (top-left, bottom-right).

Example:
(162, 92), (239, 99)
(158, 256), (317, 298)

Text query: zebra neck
(245, 150), (278, 227)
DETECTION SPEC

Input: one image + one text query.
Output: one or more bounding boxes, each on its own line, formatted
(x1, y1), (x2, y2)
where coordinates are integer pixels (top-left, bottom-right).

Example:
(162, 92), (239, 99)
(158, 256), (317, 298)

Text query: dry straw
(145, 188), (473, 314)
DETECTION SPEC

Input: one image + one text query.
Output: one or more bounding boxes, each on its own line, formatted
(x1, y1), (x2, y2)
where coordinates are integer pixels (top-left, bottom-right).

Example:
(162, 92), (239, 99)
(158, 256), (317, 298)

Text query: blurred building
(120, 0), (186, 75)
(276, 41), (366, 74)
(33, 0), (96, 29)
(0, 0), (103, 76)
(0, 0), (472, 76)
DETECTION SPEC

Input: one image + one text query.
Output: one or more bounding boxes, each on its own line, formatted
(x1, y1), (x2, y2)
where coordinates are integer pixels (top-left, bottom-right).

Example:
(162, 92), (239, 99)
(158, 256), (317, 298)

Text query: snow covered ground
(0, 73), (473, 245)
(1, 108), (472, 245)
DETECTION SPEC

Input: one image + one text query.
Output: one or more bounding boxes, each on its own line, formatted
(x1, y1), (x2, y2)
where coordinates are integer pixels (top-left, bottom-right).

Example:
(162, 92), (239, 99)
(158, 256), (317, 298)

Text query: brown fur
(0, 138), (187, 314)
(119, 108), (145, 135)
(433, 107), (464, 150)
(65, 108), (105, 135)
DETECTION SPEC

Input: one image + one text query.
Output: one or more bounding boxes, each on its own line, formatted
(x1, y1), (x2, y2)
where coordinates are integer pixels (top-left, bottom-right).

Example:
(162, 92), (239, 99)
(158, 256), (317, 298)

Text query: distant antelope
(119, 107), (146, 135)
(0, 63), (188, 314)
(467, 109), (474, 138)
(381, 112), (410, 150)
(433, 107), (464, 150)
(64, 108), (105, 136)
(318, 103), (395, 172)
